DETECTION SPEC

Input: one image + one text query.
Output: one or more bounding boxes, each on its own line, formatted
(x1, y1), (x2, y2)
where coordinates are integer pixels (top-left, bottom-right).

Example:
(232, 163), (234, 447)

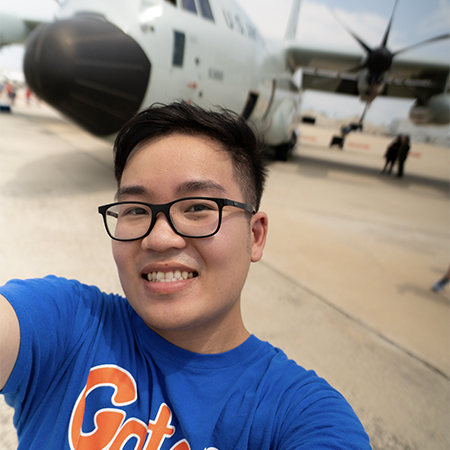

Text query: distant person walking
(397, 135), (410, 178)
(5, 81), (16, 105)
(432, 265), (450, 293)
(26, 87), (33, 104)
(381, 135), (401, 174)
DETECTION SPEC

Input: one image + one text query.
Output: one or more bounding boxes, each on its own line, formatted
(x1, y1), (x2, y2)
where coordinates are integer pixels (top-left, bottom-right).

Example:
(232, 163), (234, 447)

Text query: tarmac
(0, 97), (449, 450)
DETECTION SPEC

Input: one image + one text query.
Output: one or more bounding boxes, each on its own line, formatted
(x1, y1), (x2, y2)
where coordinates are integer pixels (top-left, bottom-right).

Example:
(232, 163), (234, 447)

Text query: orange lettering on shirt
(170, 439), (191, 450)
(109, 418), (148, 450)
(69, 365), (138, 450)
(69, 365), (190, 450)
(143, 403), (175, 450)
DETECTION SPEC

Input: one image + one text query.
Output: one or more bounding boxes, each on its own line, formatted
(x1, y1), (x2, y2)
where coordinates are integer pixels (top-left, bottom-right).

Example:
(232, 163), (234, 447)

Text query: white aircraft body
(1, 0), (300, 158)
(0, 0), (449, 160)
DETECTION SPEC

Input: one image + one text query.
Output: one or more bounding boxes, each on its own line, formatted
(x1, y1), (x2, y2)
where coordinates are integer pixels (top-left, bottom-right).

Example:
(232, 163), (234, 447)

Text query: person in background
(381, 135), (401, 174)
(397, 135), (410, 178)
(432, 265), (450, 293)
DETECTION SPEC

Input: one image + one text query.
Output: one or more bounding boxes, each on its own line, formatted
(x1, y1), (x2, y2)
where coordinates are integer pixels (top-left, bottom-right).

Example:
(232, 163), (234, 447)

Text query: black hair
(113, 102), (268, 210)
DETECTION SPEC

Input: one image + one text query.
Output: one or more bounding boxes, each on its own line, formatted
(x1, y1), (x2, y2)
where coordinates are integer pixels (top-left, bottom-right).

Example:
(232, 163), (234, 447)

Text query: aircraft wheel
(274, 132), (297, 161)
(275, 143), (289, 161)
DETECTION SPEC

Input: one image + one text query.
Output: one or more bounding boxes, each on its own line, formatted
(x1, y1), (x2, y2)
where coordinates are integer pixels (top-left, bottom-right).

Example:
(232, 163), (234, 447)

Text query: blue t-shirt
(1, 276), (371, 449)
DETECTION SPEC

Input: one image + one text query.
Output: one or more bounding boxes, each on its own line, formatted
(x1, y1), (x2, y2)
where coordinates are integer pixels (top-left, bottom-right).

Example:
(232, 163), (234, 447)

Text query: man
(381, 135), (401, 175)
(0, 102), (371, 449)
(432, 265), (450, 293)
(396, 135), (410, 178)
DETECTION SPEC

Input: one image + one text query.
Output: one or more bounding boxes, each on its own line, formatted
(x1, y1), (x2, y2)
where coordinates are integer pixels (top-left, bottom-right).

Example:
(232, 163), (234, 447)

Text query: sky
(0, 0), (449, 126)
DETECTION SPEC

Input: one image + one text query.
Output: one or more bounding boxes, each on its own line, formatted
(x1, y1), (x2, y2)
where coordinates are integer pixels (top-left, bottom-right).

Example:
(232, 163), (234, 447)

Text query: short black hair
(113, 102), (268, 210)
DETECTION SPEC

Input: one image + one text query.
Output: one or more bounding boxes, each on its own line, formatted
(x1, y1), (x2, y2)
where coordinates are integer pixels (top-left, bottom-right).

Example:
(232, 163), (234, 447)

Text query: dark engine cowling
(24, 14), (151, 136)
(409, 93), (450, 126)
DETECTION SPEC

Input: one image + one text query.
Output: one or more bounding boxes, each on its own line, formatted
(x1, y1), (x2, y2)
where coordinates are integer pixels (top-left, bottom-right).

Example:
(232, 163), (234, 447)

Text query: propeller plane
(0, 0), (448, 160)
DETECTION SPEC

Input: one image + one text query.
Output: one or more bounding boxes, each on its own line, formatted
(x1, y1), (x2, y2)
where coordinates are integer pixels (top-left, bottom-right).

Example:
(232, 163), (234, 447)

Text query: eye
(132, 207), (148, 215)
(173, 199), (219, 219)
(121, 205), (150, 217)
(182, 199), (219, 214)
(187, 203), (214, 213)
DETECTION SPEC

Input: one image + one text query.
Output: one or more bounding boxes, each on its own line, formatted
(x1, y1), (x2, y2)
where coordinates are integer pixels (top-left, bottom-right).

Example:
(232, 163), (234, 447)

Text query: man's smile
(144, 271), (198, 282)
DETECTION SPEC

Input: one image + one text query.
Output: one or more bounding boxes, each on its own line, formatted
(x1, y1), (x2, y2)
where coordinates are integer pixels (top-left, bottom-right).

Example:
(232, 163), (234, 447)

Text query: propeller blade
(331, 10), (373, 53)
(393, 33), (450, 55)
(381, 0), (400, 48)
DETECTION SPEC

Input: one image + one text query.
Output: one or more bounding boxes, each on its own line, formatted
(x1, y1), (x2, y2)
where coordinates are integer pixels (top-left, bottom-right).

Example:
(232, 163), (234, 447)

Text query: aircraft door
(168, 28), (202, 102)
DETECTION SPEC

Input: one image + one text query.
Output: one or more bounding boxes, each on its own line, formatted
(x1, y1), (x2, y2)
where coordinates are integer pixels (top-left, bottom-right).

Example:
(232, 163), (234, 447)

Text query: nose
(141, 213), (186, 252)
(24, 14), (151, 137)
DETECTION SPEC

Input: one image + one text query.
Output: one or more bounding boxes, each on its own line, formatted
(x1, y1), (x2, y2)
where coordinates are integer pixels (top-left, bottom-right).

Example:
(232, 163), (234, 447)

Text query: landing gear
(330, 136), (345, 149)
(274, 131), (298, 161)
(329, 122), (363, 149)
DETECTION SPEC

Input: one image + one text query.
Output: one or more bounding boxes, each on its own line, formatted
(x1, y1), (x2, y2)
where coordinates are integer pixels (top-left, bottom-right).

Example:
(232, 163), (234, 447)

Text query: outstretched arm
(0, 294), (20, 390)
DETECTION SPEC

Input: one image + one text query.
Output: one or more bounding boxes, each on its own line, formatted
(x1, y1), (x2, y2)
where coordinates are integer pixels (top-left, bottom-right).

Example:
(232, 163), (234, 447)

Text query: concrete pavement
(0, 100), (449, 449)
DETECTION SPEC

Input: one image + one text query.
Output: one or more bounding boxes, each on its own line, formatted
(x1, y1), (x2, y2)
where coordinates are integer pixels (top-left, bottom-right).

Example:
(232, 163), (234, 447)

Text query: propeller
(332, 0), (450, 125)
(333, 0), (450, 75)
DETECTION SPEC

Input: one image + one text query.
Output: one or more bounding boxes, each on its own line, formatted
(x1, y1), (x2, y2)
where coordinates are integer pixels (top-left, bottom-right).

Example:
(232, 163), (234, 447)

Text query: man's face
(112, 133), (267, 352)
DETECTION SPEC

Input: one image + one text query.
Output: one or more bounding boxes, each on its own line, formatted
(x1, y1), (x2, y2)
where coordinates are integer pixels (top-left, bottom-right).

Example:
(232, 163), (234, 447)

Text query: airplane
(0, 0), (302, 160)
(289, 0), (450, 128)
(0, 0), (448, 160)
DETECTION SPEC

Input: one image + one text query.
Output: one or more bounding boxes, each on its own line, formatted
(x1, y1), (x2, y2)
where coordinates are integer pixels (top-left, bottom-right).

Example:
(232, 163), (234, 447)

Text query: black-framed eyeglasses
(98, 197), (256, 241)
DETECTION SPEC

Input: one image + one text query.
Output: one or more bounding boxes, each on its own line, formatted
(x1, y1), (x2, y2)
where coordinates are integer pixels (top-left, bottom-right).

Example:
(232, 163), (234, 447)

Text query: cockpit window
(198, 0), (214, 21)
(182, 0), (197, 14)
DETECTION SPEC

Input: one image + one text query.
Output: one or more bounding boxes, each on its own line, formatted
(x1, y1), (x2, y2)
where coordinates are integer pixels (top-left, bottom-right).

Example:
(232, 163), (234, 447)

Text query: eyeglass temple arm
(223, 199), (256, 214)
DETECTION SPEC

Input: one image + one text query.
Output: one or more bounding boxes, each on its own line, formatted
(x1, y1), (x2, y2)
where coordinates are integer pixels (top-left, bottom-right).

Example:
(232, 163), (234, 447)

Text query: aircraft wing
(0, 11), (46, 46)
(285, 41), (450, 100)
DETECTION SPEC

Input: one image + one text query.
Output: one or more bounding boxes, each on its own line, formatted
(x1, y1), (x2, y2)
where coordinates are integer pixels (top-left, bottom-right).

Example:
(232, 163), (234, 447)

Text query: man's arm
(0, 294), (20, 390)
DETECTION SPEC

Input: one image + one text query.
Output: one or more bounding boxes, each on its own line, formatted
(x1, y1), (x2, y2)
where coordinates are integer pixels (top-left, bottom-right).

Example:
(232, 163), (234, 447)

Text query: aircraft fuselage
(24, 0), (299, 148)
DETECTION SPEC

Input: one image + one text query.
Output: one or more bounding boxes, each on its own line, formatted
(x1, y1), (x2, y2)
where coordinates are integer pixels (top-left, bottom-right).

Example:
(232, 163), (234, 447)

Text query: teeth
(146, 271), (195, 282)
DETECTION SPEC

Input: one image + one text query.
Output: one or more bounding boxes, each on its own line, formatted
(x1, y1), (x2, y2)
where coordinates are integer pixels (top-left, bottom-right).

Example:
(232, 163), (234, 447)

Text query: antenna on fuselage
(285, 0), (302, 40)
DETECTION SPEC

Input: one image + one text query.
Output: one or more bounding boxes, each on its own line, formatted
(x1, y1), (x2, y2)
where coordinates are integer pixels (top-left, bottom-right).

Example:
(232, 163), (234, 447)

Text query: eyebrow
(115, 185), (147, 200)
(175, 180), (227, 197)
(115, 180), (227, 201)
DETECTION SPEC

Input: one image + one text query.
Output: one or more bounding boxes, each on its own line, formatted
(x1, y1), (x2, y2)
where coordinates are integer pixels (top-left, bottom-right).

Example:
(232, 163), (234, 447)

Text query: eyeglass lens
(104, 198), (221, 240)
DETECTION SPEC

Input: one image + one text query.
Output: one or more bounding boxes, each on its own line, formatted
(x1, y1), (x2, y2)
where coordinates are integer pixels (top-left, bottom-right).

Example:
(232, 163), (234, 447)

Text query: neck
(152, 315), (250, 354)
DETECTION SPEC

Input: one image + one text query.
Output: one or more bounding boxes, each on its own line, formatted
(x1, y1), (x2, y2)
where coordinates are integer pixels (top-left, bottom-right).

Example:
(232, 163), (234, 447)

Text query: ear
(250, 211), (268, 263)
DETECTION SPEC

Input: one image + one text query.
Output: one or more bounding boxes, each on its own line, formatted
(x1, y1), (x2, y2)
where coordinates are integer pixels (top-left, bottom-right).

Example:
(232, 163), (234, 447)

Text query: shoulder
(251, 340), (342, 403)
(257, 343), (341, 400)
(1, 275), (91, 296)
(0, 276), (129, 342)
(0, 276), (130, 394)
(0, 275), (121, 307)
(251, 341), (371, 448)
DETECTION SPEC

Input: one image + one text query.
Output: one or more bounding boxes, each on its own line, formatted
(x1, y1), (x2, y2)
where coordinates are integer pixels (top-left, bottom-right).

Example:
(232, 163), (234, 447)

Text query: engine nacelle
(409, 93), (450, 125)
(357, 68), (388, 102)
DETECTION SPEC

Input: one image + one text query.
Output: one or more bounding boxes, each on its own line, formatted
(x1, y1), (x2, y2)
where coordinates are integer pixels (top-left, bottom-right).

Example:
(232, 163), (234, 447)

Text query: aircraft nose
(24, 15), (151, 136)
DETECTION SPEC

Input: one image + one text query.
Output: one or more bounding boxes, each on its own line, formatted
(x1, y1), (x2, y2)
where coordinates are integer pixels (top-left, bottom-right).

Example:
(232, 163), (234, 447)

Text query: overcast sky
(0, 0), (449, 125)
